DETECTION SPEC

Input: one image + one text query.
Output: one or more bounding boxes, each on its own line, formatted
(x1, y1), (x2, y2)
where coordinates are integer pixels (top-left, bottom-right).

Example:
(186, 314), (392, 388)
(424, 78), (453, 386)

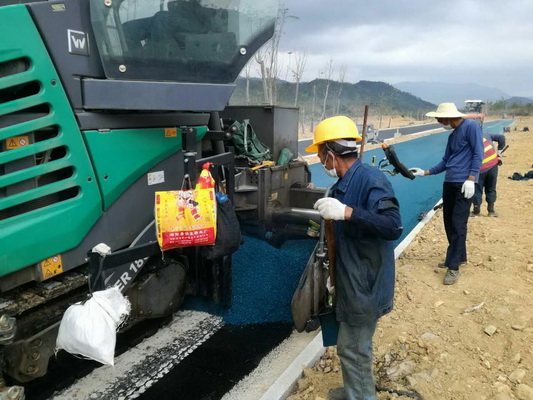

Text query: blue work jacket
(331, 159), (403, 324)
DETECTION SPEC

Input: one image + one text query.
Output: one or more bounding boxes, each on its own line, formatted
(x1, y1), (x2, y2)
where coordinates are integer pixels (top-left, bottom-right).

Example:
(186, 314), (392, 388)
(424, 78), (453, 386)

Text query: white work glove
(326, 276), (335, 294)
(497, 150), (503, 157)
(314, 197), (346, 220)
(409, 167), (425, 177)
(462, 180), (475, 199)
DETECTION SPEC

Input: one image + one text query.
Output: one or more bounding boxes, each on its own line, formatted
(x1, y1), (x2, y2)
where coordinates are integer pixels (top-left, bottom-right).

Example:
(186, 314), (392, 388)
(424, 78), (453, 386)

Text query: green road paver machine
(0, 0), (324, 394)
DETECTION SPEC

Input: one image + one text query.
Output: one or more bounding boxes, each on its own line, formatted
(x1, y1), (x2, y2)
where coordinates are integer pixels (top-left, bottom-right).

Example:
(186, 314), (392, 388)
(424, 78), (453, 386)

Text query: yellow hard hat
(305, 116), (361, 153)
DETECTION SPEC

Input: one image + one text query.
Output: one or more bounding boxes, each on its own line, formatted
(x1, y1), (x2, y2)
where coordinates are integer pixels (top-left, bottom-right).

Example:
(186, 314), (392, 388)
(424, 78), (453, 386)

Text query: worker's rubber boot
(487, 203), (498, 217)
(444, 269), (460, 285)
(328, 387), (347, 400)
(471, 204), (481, 217)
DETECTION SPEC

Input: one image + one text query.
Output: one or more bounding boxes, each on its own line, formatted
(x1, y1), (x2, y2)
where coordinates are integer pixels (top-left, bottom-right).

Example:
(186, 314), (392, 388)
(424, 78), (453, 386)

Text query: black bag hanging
(206, 190), (242, 260)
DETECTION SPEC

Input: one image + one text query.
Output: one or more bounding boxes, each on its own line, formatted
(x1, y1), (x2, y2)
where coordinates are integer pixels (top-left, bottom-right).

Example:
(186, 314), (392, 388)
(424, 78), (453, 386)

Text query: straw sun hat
(426, 102), (466, 118)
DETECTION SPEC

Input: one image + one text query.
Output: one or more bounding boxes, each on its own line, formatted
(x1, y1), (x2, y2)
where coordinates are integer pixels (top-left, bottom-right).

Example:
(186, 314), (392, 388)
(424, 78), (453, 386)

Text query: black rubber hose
(382, 145), (415, 180)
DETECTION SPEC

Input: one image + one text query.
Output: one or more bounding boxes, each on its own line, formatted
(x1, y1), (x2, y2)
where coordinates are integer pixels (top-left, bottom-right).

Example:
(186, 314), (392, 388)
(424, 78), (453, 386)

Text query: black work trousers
(442, 182), (473, 270)
(473, 165), (498, 207)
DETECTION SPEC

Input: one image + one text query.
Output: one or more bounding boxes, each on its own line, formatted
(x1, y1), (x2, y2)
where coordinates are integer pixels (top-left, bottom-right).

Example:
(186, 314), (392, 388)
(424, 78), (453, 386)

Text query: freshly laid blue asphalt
(186, 120), (514, 325)
(183, 236), (316, 325)
(226, 235), (317, 324)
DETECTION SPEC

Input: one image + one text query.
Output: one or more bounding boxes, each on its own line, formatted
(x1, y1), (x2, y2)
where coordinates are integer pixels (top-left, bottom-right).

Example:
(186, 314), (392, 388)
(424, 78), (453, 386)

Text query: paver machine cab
(464, 99), (485, 126)
(0, 0), (324, 391)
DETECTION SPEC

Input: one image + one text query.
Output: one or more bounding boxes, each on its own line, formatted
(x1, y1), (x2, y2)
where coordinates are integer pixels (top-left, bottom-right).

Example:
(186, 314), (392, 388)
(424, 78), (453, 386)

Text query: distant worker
(472, 133), (506, 217)
(306, 116), (403, 400)
(409, 103), (483, 285)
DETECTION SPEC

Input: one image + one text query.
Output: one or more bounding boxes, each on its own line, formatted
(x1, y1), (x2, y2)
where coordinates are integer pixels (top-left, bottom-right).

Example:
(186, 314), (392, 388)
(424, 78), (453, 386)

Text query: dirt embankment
(289, 117), (533, 400)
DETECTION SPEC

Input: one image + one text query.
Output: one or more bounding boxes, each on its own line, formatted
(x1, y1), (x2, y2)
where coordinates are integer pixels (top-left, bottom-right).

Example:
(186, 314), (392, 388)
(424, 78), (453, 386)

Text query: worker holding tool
(472, 133), (506, 217)
(306, 116), (402, 400)
(409, 103), (483, 285)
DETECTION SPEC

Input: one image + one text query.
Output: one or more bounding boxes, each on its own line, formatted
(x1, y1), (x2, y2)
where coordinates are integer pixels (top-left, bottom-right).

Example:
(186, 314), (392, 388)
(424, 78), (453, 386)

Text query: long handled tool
(291, 184), (334, 333)
(359, 105), (369, 161)
(324, 220), (335, 293)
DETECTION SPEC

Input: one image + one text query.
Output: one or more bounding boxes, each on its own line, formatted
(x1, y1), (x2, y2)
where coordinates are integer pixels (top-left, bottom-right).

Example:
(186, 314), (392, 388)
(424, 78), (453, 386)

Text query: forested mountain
(505, 96), (533, 105)
(230, 77), (436, 117)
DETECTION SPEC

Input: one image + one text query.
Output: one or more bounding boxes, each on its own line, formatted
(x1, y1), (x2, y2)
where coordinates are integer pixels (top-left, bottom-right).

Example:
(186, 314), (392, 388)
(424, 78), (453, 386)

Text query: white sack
(56, 286), (130, 366)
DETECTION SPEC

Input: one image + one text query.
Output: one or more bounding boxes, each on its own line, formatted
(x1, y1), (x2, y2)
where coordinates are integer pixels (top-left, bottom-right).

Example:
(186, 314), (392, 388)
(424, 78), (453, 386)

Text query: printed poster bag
(155, 164), (217, 250)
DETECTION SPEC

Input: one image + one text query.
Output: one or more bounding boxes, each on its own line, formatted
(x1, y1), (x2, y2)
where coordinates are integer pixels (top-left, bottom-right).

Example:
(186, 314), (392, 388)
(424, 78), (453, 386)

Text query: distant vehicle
(463, 100), (485, 126)
(356, 124), (379, 143)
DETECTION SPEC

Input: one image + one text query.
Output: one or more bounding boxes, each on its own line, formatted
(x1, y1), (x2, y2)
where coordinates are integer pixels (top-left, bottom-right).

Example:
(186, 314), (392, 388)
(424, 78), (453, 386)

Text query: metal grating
(0, 58), (79, 220)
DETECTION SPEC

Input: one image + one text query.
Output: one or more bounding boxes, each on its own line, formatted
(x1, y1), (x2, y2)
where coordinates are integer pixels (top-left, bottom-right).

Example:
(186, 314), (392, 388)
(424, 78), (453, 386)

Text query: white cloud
(270, 0), (533, 96)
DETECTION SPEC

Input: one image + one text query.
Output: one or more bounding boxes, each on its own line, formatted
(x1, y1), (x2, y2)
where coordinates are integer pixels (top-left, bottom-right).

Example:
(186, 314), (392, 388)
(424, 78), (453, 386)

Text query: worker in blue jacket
(306, 116), (403, 400)
(472, 133), (506, 217)
(410, 103), (483, 285)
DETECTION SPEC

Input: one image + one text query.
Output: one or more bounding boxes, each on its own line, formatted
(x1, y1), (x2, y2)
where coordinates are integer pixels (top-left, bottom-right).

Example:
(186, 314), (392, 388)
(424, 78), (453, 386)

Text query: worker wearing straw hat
(409, 103), (483, 285)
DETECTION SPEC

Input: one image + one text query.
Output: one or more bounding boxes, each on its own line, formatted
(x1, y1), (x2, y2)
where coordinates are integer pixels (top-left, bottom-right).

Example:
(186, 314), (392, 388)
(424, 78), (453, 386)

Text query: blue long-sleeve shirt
(428, 119), (484, 182)
(331, 160), (402, 323)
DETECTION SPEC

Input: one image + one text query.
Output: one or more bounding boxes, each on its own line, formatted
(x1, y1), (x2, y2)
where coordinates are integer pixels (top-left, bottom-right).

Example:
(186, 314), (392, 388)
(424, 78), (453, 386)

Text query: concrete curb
(263, 198), (443, 400)
(259, 333), (325, 400)
(394, 198), (443, 260)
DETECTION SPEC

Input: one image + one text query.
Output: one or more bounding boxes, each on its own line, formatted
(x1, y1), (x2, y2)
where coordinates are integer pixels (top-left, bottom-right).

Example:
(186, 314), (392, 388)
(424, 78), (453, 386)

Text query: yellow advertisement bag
(155, 169), (217, 250)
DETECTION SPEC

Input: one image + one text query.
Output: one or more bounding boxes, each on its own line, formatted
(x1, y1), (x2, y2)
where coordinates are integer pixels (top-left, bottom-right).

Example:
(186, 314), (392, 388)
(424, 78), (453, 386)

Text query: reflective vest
(480, 137), (498, 172)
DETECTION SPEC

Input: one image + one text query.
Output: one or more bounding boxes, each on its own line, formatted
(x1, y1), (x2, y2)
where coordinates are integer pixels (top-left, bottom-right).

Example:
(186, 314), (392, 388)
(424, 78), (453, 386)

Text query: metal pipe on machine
(271, 207), (321, 224)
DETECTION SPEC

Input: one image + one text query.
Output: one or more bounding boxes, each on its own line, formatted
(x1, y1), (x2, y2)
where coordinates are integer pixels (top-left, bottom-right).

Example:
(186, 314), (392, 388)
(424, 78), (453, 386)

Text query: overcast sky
(272, 0), (533, 97)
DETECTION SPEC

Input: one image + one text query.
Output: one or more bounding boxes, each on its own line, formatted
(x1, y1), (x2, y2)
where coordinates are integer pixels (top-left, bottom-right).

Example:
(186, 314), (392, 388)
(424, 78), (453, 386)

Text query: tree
(290, 50), (308, 107)
(335, 64), (346, 115)
(254, 50), (269, 104)
(374, 91), (392, 129)
(320, 58), (334, 121)
(311, 84), (317, 131)
(254, 6), (292, 104)
(243, 61), (253, 105)
(299, 106), (307, 137)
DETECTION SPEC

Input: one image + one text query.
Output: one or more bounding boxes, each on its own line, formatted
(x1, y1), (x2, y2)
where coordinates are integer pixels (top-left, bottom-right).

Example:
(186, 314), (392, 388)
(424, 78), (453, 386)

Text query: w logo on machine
(67, 29), (89, 56)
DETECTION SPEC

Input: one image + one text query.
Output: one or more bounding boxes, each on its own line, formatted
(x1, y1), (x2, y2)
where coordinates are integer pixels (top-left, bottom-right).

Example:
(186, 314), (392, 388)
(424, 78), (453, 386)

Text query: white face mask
(322, 151), (338, 178)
